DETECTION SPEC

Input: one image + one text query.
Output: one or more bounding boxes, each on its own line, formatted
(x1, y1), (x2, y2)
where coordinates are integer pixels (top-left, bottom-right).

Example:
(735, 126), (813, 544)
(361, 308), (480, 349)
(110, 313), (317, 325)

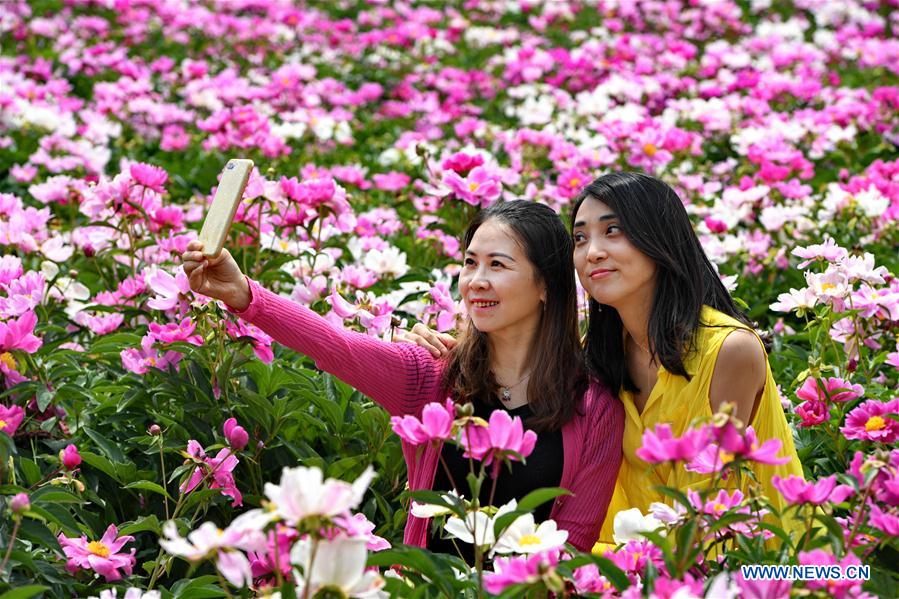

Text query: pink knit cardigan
(232, 278), (624, 551)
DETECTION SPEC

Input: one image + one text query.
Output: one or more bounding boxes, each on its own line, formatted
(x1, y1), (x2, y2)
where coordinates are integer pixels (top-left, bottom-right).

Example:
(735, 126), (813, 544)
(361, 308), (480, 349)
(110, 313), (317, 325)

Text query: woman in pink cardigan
(180, 200), (623, 553)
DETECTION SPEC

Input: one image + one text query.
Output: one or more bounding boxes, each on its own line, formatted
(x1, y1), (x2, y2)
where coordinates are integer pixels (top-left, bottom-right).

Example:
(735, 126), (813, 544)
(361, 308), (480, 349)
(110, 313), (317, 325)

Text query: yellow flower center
(518, 534), (542, 547)
(821, 282), (836, 292)
(643, 143), (658, 156)
(569, 177), (581, 188)
(865, 416), (886, 432)
(719, 451), (735, 465)
(468, 182), (479, 192)
(87, 541), (110, 557)
(0, 352), (16, 370)
(0, 419), (7, 430)
(714, 502), (726, 512)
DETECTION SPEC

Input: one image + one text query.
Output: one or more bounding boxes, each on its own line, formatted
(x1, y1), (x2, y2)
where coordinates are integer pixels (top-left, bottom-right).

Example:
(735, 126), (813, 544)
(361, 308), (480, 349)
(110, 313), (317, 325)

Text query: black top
(428, 400), (564, 562)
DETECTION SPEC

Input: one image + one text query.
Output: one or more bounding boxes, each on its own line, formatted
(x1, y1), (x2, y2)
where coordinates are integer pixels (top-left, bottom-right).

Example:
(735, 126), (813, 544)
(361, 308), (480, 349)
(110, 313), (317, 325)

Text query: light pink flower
(792, 238), (848, 268)
(772, 475), (854, 505)
(390, 399), (455, 445)
(0, 404), (25, 436)
(796, 376), (864, 404)
(483, 550), (559, 595)
(443, 166), (502, 207)
(264, 465), (374, 525)
(460, 409), (537, 466)
(372, 171), (410, 191)
(145, 267), (192, 312)
(686, 426), (790, 474)
(129, 162), (169, 193)
(635, 423), (710, 463)
(58, 524), (136, 582)
(841, 398), (899, 443)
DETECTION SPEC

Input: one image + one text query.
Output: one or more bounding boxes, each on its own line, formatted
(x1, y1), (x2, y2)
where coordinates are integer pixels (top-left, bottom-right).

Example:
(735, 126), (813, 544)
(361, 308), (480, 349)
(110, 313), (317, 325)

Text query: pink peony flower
(61, 444), (81, 470)
(224, 320), (274, 363)
(58, 524), (136, 582)
(441, 151), (484, 175)
(460, 408), (537, 467)
(689, 488), (750, 518)
(129, 162), (169, 193)
(572, 564), (613, 594)
(372, 171), (410, 191)
(840, 398), (899, 443)
(795, 399), (830, 427)
(867, 504), (899, 536)
(145, 267), (192, 313)
(180, 440), (242, 506)
(483, 550), (559, 595)
(0, 311), (43, 353)
(0, 404), (25, 436)
(688, 426), (790, 474)
(148, 318), (203, 346)
(9, 492), (30, 514)
(772, 475), (854, 505)
(796, 376), (864, 404)
(635, 423), (710, 463)
(798, 549), (865, 598)
(443, 166), (502, 207)
(223, 417), (249, 451)
(390, 399), (455, 446)
(792, 238), (848, 268)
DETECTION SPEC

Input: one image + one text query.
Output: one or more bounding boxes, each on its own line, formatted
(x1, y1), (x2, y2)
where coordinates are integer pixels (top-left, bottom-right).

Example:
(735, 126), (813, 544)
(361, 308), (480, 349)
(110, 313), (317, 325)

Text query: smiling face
(572, 196), (657, 309)
(458, 219), (546, 337)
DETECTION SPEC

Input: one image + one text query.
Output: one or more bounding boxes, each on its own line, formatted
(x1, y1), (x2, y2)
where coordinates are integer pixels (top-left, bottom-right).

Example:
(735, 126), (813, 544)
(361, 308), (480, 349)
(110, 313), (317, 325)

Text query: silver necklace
(498, 371), (532, 402)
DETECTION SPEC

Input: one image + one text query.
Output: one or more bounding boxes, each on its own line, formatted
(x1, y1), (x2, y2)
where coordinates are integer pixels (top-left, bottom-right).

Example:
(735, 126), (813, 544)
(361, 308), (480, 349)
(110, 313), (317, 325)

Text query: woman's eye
(491, 260), (504, 268)
(607, 225), (621, 235)
(464, 258), (475, 266)
(573, 232), (586, 243)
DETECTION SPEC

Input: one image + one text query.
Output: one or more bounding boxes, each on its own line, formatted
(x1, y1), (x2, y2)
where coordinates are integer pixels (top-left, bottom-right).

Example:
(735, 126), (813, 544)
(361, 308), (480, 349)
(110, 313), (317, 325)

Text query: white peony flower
(612, 508), (662, 544)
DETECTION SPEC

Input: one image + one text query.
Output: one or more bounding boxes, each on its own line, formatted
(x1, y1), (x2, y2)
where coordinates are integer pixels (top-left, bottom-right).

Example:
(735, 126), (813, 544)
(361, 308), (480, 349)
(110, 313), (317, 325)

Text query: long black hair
(571, 172), (755, 394)
(444, 200), (587, 432)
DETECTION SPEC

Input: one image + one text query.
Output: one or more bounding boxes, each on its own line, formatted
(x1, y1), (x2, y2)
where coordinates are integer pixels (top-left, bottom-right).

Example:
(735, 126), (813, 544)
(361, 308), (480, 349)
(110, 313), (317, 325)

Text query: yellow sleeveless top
(596, 306), (805, 546)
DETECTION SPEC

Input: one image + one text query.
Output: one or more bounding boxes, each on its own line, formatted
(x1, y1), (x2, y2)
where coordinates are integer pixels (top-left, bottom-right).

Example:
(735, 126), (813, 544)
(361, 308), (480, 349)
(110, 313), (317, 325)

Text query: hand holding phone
(198, 159), (254, 259)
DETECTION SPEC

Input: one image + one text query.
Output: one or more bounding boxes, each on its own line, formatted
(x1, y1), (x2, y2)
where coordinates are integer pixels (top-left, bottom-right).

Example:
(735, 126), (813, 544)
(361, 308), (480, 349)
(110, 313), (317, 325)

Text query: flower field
(1, 0), (898, 597)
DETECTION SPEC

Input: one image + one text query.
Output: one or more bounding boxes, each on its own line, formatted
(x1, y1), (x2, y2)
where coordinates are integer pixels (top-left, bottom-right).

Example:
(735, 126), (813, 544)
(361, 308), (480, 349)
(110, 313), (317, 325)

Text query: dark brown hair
(443, 200), (587, 432)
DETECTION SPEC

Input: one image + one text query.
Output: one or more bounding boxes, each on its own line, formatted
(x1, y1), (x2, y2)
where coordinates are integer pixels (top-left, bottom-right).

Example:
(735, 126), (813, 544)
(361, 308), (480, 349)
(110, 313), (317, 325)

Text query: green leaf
(17, 458), (41, 486)
(79, 451), (121, 482)
(36, 386), (53, 412)
(118, 515), (163, 536)
(516, 487), (570, 513)
(124, 480), (174, 500)
(82, 426), (127, 462)
(0, 586), (50, 599)
(32, 487), (85, 504)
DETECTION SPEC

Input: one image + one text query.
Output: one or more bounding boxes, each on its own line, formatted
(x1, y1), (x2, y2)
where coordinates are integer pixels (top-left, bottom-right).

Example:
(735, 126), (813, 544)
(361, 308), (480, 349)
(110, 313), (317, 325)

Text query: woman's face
(458, 219), (546, 337)
(572, 196), (657, 309)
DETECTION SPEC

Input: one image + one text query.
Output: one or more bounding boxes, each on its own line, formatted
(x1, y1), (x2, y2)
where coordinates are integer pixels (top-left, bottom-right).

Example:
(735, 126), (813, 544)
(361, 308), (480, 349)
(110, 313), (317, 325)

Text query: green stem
(0, 518), (21, 573)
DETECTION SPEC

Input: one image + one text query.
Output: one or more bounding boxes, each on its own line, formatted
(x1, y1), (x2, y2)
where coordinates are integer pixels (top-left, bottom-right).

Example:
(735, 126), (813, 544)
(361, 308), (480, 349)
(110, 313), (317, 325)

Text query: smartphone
(198, 159), (254, 258)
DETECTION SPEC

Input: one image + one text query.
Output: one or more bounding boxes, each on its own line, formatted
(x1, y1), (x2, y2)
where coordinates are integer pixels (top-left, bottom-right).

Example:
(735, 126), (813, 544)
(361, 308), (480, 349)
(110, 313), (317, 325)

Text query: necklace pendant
(501, 387), (511, 402)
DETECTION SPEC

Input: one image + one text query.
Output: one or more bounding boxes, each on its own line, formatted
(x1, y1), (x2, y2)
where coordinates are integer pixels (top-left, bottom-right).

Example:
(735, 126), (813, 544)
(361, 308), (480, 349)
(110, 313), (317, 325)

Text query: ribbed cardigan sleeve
(554, 382), (624, 551)
(229, 278), (444, 417)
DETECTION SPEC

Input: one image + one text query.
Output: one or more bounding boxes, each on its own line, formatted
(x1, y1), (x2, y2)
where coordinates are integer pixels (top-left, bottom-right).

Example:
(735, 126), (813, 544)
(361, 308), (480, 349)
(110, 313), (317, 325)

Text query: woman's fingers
(394, 329), (442, 357)
(436, 333), (458, 349)
(410, 323), (454, 356)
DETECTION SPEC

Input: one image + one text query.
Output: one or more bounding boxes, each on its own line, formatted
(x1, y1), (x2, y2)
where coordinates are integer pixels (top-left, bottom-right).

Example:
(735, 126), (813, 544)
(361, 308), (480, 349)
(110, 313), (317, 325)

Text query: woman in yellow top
(569, 172), (805, 545)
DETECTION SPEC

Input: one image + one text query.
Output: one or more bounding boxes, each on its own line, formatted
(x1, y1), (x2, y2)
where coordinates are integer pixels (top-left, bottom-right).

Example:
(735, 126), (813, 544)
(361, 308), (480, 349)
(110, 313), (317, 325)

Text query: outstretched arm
(181, 241), (444, 416)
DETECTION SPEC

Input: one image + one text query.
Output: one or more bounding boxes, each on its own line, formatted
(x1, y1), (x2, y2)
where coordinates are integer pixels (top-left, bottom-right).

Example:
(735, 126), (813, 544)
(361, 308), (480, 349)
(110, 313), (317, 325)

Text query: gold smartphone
(198, 159), (254, 258)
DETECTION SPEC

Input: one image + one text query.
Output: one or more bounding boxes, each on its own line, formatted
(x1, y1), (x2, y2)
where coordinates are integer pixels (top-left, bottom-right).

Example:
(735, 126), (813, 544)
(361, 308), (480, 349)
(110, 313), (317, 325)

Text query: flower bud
(60, 444), (81, 470)
(9, 493), (29, 514)
(148, 424), (162, 436)
(223, 417), (249, 451)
